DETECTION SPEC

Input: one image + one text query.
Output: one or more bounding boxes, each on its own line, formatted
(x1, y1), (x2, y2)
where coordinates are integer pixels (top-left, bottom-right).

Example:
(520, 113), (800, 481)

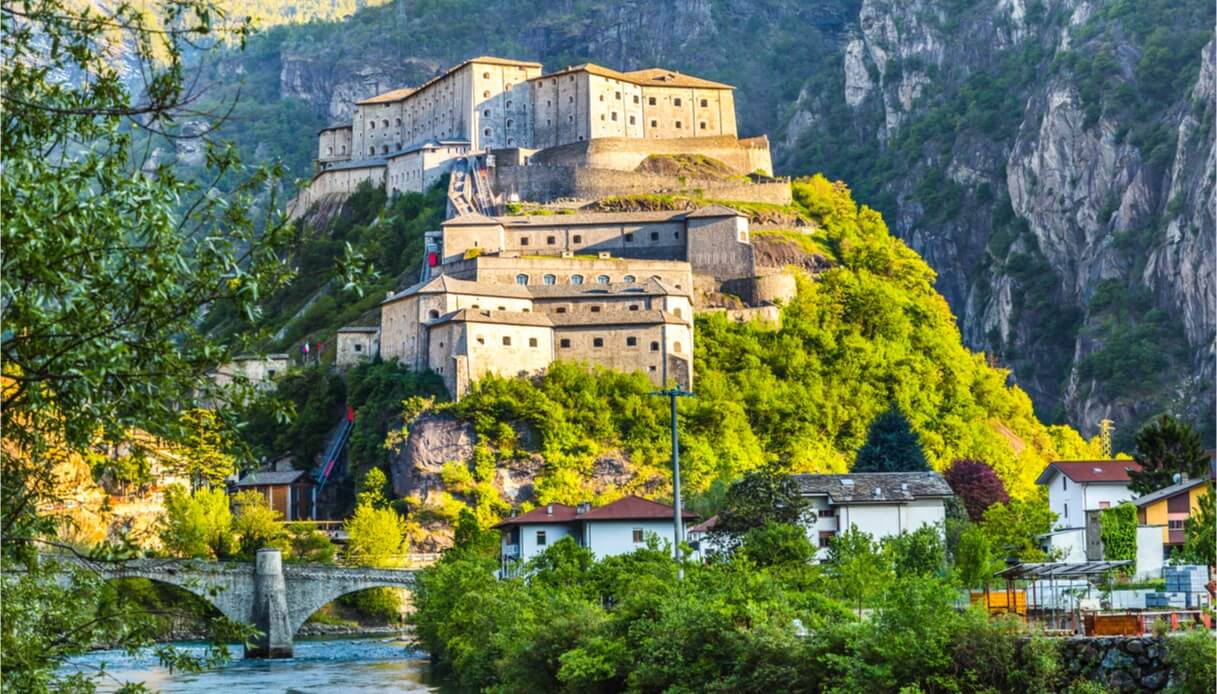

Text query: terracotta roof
(1134, 478), (1210, 508)
(1035, 460), (1142, 485)
(548, 309), (688, 327)
(688, 514), (718, 533)
(531, 63), (734, 90)
(355, 87), (417, 105)
(494, 503), (578, 527)
(579, 495), (696, 521)
(791, 472), (954, 503)
(432, 308), (553, 327)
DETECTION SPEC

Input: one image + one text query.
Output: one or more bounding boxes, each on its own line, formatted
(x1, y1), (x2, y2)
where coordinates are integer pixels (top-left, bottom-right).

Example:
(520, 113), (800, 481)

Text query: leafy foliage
(1180, 484), (1215, 567)
(852, 404), (930, 473)
(1098, 502), (1137, 572)
(709, 468), (811, 551)
(944, 458), (1011, 521)
(980, 499), (1058, 562)
(160, 486), (237, 560)
(1130, 414), (1211, 495)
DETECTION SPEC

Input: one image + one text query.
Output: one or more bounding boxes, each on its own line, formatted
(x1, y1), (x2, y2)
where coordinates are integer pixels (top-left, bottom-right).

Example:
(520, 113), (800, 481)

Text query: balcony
(503, 543), (521, 559)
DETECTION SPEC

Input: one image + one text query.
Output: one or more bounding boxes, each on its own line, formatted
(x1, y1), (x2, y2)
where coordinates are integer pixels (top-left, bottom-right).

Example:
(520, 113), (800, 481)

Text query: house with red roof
(1036, 460), (1143, 533)
(493, 495), (695, 576)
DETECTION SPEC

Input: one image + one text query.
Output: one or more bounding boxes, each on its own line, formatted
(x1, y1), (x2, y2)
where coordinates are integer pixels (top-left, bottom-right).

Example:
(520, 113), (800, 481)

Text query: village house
(494, 495), (695, 576)
(791, 471), (954, 560)
(233, 469), (314, 521)
(1036, 460), (1142, 532)
(1135, 476), (1214, 554)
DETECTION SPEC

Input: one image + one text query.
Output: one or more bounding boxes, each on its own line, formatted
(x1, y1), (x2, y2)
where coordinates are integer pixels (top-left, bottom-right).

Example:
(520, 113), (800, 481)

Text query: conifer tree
(852, 404), (930, 473)
(1129, 415), (1211, 495)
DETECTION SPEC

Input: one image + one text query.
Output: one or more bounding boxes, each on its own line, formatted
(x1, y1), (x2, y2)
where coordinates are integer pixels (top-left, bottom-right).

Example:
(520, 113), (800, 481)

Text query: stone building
(211, 354), (291, 390)
(336, 326), (380, 368)
(377, 274), (693, 398)
(386, 139), (470, 195)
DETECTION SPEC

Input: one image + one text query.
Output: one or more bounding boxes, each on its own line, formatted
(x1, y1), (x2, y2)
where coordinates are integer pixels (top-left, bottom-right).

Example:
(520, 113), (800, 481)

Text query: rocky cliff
(193, 0), (1213, 444)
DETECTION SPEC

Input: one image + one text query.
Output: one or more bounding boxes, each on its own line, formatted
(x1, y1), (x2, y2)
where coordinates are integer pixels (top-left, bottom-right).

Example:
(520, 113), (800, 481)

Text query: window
(382, 145), (389, 153)
(600, 114), (605, 121)
(483, 90), (491, 98)
(484, 128), (491, 137)
(395, 118), (402, 126)
(626, 336), (637, 347)
(699, 121), (707, 130)
(476, 336), (484, 345)
(599, 94), (604, 102)
(818, 531), (836, 548)
(629, 115), (636, 125)
(623, 275), (636, 283)
(674, 231), (680, 239)
(326, 146), (333, 155)
(502, 336), (512, 346)
(536, 530), (547, 546)
(555, 307), (567, 314)
(428, 309), (440, 319)
(629, 304), (639, 311)
(650, 341), (660, 352)
(633, 95), (640, 104)
(267, 370), (277, 378)
(1168, 520), (1186, 529)
(673, 341), (683, 353)
(483, 72), (490, 79)
(1098, 501), (1110, 509)
(497, 306), (506, 311)
(648, 96), (656, 105)
(572, 235), (582, 244)
(593, 337), (604, 348)
(615, 91), (621, 100)
(674, 98), (682, 106)
(528, 337), (538, 348)
(590, 306), (601, 313)
(673, 308), (683, 318)
(560, 338), (571, 348)
(818, 509), (835, 518)
(515, 274), (529, 285)
(611, 111), (618, 121)
(675, 120), (682, 129)
(506, 119), (514, 128)
(649, 365), (657, 372)
(382, 119), (389, 127)
(369, 121), (375, 129)
(507, 138), (514, 145)
(543, 274), (556, 285)
(570, 274), (584, 284)
(353, 344), (363, 353)
(632, 528), (644, 543)
(546, 235), (556, 245)
(649, 232), (659, 241)
(484, 109), (491, 117)
(596, 275), (610, 284)
(520, 237), (530, 246)
(700, 98), (708, 107)
(650, 119), (658, 127)
(624, 232), (634, 243)
(506, 100), (512, 108)
(1063, 503), (1068, 519)
(1062, 477), (1067, 491)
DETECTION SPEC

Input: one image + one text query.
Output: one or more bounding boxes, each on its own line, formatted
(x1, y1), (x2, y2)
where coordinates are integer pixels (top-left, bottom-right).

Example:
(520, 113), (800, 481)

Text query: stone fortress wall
(490, 164), (793, 207)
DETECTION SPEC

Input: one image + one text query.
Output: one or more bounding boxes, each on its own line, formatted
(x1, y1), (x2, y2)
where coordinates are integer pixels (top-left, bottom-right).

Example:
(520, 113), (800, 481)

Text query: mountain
(180, 0), (1214, 446)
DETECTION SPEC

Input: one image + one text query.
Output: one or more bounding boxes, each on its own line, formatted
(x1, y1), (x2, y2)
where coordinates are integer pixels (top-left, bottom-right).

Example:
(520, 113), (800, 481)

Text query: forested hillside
(167, 0), (1214, 446)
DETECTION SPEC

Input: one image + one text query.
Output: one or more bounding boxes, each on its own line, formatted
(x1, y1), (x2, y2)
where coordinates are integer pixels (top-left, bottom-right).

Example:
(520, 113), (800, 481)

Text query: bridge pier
(246, 548), (293, 658)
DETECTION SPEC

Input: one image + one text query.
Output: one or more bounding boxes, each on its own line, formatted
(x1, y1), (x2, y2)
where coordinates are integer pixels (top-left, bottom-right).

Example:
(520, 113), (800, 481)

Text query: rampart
(492, 165), (792, 206)
(526, 135), (773, 175)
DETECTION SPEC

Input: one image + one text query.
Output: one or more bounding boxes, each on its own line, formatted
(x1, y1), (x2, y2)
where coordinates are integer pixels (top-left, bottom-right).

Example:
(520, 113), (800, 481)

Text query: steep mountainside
(183, 0), (1214, 445)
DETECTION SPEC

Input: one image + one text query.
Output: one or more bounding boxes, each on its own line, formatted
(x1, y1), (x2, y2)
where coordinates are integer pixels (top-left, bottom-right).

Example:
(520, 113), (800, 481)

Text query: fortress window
(369, 121), (375, 129)
(483, 90), (491, 98)
(615, 91), (621, 100)
(626, 337), (637, 347)
(529, 337), (538, 347)
(569, 115), (574, 122)
(546, 120), (551, 126)
(520, 237), (529, 246)
(650, 341), (660, 352)
(596, 275), (609, 284)
(649, 232), (659, 241)
(498, 306), (506, 311)
(569, 96), (574, 103)
(483, 72), (490, 79)
(552, 79), (557, 85)
(648, 97), (656, 105)
(560, 338), (571, 348)
(629, 305), (639, 311)
(484, 109), (491, 117)
(502, 336), (512, 346)
(544, 274), (556, 285)
(382, 119), (389, 127)
(590, 306), (601, 313)
(427, 308), (439, 319)
(700, 98), (708, 107)
(506, 101), (512, 108)
(600, 114), (605, 121)
(382, 145), (389, 153)
(570, 274), (584, 284)
(572, 235), (582, 244)
(593, 338), (604, 348)
(623, 275), (636, 283)
(327, 146), (333, 155)
(516, 274), (529, 285)
(650, 119), (658, 127)
(674, 341), (683, 353)
(700, 121), (707, 130)
(611, 112), (618, 121)
(546, 236), (556, 245)
(506, 119), (513, 128)
(674, 98), (682, 107)
(484, 128), (491, 137)
(507, 138), (515, 145)
(624, 233), (634, 243)
(555, 307), (567, 313)
(629, 116), (636, 125)
(599, 94), (605, 102)
(649, 365), (657, 372)
(396, 118), (402, 126)
(546, 100), (551, 107)
(471, 304), (480, 309)
(675, 120), (683, 129)
(674, 231), (680, 239)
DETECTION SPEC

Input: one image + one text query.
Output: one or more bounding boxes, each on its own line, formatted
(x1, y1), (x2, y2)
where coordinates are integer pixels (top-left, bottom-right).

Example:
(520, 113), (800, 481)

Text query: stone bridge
(54, 549), (417, 658)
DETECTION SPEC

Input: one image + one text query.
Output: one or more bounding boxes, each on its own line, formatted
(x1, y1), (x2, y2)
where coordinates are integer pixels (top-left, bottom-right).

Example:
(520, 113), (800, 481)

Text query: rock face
(388, 413), (475, 500)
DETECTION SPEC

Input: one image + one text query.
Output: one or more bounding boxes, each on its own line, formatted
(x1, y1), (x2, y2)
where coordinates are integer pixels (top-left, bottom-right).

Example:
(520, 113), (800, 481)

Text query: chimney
(546, 503), (553, 515)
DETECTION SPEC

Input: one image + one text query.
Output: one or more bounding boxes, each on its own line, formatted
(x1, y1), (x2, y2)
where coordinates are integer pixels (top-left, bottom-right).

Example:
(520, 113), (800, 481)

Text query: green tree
(954, 524), (997, 589)
(1130, 415), (1211, 495)
(980, 499), (1057, 562)
(342, 498), (410, 621)
(1181, 484), (1215, 567)
(175, 409), (239, 488)
(231, 490), (288, 559)
(882, 525), (946, 577)
(285, 523), (336, 564)
(160, 486), (237, 560)
(827, 526), (893, 615)
(357, 466), (390, 509)
(738, 522), (816, 568)
(852, 404), (930, 473)
(710, 467), (810, 551)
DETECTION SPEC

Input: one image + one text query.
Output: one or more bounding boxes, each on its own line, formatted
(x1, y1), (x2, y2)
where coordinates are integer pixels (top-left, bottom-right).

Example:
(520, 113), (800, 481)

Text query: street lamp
(649, 386), (695, 576)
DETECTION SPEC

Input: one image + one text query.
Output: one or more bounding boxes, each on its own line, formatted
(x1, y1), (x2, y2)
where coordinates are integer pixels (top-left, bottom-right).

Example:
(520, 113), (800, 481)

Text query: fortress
(317, 56), (796, 398)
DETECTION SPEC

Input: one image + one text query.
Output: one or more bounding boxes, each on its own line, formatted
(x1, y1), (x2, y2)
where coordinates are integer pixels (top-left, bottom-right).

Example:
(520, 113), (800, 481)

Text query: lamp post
(649, 387), (695, 577)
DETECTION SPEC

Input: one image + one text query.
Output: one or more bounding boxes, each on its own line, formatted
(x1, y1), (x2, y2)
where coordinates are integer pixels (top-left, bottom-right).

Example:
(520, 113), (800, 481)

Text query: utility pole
(649, 386), (695, 578)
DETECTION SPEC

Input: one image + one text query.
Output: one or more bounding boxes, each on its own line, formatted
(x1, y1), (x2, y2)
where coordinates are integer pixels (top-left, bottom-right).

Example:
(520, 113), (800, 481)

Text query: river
(63, 637), (435, 693)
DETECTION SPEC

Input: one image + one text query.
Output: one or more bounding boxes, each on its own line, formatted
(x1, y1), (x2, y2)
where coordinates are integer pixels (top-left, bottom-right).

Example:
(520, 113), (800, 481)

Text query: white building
(1035, 460), (1142, 531)
(494, 495), (694, 576)
(790, 472), (954, 561)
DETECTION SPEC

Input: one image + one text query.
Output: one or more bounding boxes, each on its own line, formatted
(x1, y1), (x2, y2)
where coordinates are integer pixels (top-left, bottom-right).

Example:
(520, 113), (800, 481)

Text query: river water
(63, 636), (435, 693)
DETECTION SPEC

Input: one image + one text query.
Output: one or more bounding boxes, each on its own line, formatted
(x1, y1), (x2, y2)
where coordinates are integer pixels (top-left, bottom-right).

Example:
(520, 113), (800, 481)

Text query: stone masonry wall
(493, 164), (792, 206)
(1056, 636), (1172, 692)
(527, 134), (772, 175)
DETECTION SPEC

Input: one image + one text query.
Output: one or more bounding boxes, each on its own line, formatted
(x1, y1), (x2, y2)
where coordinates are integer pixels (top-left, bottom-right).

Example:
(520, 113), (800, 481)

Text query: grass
(595, 193), (808, 224)
(752, 228), (836, 260)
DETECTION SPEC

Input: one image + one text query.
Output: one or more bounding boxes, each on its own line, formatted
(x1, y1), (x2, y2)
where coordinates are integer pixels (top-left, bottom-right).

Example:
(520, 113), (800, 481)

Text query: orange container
(970, 590), (1028, 615)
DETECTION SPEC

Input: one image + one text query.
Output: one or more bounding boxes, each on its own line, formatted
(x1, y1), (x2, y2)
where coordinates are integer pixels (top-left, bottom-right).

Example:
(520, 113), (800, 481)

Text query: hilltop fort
(290, 55), (800, 399)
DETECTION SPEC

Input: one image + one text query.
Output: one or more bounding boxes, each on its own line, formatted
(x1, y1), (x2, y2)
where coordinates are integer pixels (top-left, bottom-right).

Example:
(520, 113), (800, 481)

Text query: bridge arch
(86, 560), (255, 625)
(282, 567), (417, 637)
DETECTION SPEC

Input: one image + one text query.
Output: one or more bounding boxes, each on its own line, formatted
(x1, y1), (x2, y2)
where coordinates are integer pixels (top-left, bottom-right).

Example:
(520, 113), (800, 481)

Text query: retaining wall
(493, 165), (792, 206)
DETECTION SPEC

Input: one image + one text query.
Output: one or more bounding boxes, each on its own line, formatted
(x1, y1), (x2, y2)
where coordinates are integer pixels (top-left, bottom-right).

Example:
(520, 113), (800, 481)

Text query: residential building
(790, 472), (954, 561)
(1035, 460), (1142, 531)
(233, 470), (314, 521)
(494, 495), (695, 575)
(1135, 477), (1214, 552)
(335, 326), (380, 368)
